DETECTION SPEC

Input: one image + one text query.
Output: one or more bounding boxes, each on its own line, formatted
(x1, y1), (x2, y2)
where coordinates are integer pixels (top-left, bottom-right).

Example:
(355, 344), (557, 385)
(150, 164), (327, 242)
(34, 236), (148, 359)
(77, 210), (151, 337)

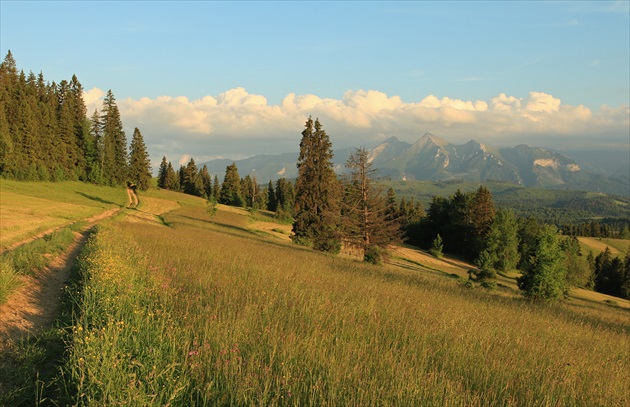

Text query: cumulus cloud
(84, 87), (629, 167)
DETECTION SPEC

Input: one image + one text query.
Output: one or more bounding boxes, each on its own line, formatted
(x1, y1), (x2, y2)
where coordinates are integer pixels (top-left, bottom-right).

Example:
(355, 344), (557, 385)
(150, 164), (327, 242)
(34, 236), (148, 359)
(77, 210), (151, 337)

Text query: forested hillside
(0, 51), (151, 189)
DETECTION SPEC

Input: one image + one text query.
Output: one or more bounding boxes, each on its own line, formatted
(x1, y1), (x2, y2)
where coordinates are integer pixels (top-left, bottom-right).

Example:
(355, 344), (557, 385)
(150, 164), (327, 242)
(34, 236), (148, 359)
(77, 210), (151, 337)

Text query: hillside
(1, 182), (629, 405)
(384, 179), (630, 225)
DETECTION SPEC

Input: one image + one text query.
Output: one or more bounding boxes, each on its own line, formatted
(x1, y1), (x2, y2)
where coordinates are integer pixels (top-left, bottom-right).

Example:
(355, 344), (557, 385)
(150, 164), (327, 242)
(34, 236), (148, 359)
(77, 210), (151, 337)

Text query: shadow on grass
(75, 192), (120, 206)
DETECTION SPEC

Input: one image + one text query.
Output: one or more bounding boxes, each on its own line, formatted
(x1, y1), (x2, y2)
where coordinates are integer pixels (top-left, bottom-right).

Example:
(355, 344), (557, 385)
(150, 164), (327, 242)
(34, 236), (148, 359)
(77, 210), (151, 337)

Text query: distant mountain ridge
(200, 133), (629, 196)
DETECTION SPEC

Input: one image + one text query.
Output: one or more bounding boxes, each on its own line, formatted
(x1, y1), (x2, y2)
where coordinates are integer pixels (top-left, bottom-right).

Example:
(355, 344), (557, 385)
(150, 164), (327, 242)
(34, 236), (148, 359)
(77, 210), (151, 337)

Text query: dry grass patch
(578, 236), (628, 256)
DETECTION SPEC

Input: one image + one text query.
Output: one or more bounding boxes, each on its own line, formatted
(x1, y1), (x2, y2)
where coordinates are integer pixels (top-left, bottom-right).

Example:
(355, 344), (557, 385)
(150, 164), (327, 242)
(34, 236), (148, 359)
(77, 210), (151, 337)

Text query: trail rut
(0, 207), (121, 343)
(0, 231), (87, 341)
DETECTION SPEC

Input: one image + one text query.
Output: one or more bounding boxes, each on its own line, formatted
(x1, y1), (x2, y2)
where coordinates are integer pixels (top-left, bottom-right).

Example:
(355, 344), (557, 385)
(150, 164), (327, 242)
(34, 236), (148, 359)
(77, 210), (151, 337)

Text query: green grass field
(1, 182), (629, 405)
(0, 180), (126, 250)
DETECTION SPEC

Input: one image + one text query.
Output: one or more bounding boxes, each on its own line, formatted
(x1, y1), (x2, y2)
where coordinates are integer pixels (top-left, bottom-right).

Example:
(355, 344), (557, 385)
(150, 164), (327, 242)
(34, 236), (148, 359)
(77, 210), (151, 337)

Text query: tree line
(0, 51), (152, 189)
(401, 187), (630, 300)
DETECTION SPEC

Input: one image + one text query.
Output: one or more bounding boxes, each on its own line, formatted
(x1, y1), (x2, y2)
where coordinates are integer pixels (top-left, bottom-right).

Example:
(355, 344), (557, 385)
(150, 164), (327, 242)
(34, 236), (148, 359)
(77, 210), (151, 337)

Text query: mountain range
(201, 133), (629, 196)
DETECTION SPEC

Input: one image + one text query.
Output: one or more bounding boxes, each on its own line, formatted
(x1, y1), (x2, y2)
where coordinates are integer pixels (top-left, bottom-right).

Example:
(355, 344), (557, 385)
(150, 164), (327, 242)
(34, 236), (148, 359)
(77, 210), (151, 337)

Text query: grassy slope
(2, 183), (629, 405)
(56, 194), (628, 405)
(0, 180), (127, 250)
(578, 236), (629, 257)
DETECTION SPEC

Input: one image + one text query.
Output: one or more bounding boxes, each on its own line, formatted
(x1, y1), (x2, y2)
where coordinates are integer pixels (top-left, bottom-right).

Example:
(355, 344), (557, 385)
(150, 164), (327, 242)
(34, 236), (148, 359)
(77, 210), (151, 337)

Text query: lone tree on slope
(292, 117), (341, 252)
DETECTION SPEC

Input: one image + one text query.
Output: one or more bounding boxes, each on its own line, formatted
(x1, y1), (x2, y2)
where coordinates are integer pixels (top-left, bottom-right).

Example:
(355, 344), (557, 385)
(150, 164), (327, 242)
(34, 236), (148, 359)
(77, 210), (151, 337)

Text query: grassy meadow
(1, 182), (629, 405)
(0, 180), (126, 250)
(58, 202), (629, 405)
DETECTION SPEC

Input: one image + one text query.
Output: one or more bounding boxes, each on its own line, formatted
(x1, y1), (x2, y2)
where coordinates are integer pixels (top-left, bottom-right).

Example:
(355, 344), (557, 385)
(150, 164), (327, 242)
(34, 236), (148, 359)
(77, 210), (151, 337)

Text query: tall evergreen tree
(157, 156), (168, 188)
(219, 162), (244, 207)
(68, 74), (89, 179)
(88, 108), (103, 183)
(470, 186), (496, 256)
(165, 161), (179, 191)
(241, 175), (256, 207)
(341, 147), (401, 263)
(181, 158), (201, 196)
(292, 117), (341, 252)
(275, 177), (295, 214)
(267, 180), (277, 212)
(212, 175), (220, 201)
(200, 164), (212, 198)
(0, 51), (18, 175)
(128, 127), (152, 190)
(100, 89), (127, 185)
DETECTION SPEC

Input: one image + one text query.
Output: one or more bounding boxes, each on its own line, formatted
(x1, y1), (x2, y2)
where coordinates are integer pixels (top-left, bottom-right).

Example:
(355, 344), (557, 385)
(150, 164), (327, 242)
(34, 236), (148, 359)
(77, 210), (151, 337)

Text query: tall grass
(58, 206), (629, 406)
(0, 228), (76, 306)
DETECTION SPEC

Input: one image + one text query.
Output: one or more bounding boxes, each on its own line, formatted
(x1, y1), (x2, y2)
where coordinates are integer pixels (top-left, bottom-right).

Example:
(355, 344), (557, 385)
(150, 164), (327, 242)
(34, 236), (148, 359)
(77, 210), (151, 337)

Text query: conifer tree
(470, 186), (496, 257)
(275, 177), (295, 213)
(254, 185), (268, 210)
(181, 158), (201, 196)
(88, 108), (103, 183)
(68, 74), (89, 179)
(292, 117), (341, 252)
(165, 161), (179, 190)
(241, 175), (255, 207)
(341, 147), (401, 263)
(157, 156), (168, 188)
(100, 90), (128, 185)
(267, 180), (277, 212)
(128, 127), (152, 190)
(219, 162), (243, 206)
(212, 175), (220, 201)
(200, 164), (212, 198)
(0, 51), (17, 174)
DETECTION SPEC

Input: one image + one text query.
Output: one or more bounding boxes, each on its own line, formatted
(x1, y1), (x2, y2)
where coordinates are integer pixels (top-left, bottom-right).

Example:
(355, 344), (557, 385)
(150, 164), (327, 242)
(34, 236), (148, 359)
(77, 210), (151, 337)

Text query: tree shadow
(75, 192), (119, 206)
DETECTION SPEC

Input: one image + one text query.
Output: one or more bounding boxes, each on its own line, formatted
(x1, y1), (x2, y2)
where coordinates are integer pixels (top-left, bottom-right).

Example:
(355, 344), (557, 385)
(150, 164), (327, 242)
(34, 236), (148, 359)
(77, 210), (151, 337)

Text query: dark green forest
(0, 51), (151, 189)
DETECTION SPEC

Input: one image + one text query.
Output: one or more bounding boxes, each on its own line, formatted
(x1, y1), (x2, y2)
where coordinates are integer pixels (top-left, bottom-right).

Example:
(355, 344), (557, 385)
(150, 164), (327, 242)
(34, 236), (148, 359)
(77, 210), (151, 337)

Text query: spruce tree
(157, 156), (168, 188)
(181, 158), (201, 196)
(88, 108), (103, 183)
(241, 175), (255, 207)
(341, 147), (401, 263)
(212, 175), (220, 201)
(128, 127), (152, 190)
(69, 74), (89, 179)
(165, 161), (179, 190)
(219, 162), (243, 206)
(267, 180), (277, 211)
(292, 117), (341, 252)
(100, 90), (128, 185)
(200, 164), (212, 198)
(275, 177), (295, 213)
(0, 51), (18, 175)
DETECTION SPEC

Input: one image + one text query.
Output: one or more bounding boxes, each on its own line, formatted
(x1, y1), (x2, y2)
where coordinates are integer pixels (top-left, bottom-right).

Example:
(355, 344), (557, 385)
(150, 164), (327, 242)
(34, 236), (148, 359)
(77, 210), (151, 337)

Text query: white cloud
(83, 87), (630, 164)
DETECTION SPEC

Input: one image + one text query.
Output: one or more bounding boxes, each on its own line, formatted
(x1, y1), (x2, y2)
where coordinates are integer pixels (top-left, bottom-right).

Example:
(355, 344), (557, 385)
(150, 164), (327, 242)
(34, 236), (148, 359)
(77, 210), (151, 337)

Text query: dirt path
(0, 231), (89, 341)
(0, 207), (121, 342)
(1, 207), (120, 255)
(126, 187), (138, 208)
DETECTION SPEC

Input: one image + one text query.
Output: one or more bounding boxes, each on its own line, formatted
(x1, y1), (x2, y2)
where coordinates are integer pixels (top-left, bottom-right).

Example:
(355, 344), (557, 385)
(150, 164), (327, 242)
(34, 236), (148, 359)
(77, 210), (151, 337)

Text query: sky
(1, 0), (629, 167)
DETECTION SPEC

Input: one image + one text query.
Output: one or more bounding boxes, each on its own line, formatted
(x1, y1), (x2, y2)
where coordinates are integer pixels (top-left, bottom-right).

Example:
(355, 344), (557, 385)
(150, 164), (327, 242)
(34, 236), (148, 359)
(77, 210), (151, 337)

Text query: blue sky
(1, 1), (629, 163)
